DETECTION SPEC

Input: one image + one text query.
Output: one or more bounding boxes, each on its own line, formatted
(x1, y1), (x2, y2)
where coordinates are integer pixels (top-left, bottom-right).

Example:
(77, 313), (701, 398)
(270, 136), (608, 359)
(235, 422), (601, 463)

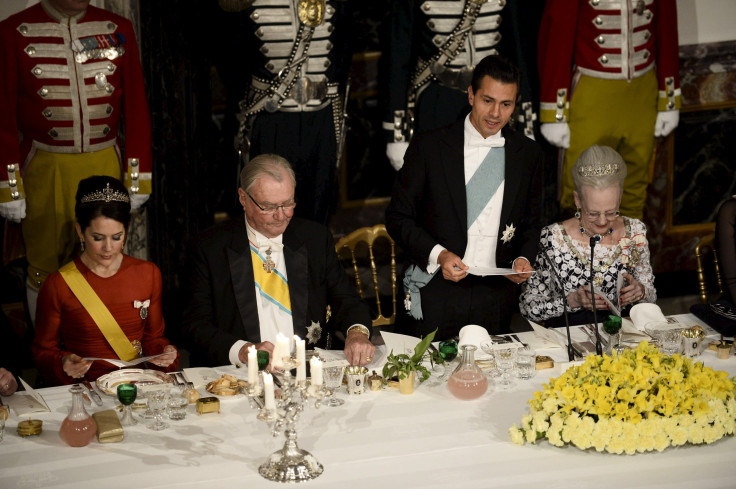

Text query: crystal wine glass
(146, 385), (169, 431)
(136, 381), (157, 419)
(495, 347), (515, 389)
(116, 383), (138, 426)
(323, 366), (345, 407)
(479, 340), (501, 378)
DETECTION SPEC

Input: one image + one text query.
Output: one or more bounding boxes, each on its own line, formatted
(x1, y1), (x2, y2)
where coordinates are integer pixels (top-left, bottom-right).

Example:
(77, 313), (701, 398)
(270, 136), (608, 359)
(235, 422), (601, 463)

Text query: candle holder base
(258, 444), (324, 483)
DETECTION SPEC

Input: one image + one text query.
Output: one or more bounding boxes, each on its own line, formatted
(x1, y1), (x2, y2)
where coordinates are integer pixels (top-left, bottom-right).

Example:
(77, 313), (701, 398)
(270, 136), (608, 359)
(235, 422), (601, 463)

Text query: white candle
(310, 356), (323, 386)
(263, 372), (275, 411)
(272, 333), (290, 369)
(295, 335), (306, 382)
(247, 346), (258, 387)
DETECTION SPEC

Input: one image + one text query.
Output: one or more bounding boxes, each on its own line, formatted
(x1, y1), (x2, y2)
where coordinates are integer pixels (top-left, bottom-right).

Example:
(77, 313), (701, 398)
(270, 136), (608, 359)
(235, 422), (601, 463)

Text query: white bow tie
(258, 240), (284, 253)
(469, 135), (505, 148)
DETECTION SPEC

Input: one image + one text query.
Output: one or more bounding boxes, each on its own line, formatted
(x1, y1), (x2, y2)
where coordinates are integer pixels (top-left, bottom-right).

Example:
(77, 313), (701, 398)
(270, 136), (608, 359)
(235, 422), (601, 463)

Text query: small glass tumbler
(661, 329), (683, 355)
(514, 347), (536, 380)
(0, 406), (6, 442)
(167, 395), (188, 420)
(323, 366), (345, 407)
(146, 386), (169, 431)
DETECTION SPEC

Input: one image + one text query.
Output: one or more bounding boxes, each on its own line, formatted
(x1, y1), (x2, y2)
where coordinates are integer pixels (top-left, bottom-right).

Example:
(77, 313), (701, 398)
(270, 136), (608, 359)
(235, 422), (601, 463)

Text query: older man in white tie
(183, 154), (375, 368)
(385, 55), (545, 341)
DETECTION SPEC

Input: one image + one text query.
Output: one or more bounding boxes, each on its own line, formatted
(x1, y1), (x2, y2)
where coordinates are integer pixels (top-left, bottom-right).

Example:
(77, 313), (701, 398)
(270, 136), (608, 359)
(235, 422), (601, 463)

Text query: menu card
(4, 378), (50, 416)
(82, 353), (166, 368)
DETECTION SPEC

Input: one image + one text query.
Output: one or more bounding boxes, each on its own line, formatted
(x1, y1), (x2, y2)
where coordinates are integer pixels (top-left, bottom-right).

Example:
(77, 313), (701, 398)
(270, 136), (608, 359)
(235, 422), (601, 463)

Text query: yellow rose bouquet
(509, 343), (736, 454)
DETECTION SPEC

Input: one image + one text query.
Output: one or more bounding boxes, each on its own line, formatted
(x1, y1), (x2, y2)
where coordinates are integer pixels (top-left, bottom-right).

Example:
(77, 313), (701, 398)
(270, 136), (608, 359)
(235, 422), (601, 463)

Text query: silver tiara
(80, 182), (130, 204)
(577, 163), (620, 177)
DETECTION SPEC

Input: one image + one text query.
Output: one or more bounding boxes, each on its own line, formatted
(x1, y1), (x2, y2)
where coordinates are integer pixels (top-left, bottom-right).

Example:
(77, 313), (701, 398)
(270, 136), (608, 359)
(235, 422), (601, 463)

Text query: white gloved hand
(0, 199), (26, 222)
(386, 141), (410, 171)
(654, 110), (679, 137)
(540, 122), (570, 148)
(129, 193), (150, 211)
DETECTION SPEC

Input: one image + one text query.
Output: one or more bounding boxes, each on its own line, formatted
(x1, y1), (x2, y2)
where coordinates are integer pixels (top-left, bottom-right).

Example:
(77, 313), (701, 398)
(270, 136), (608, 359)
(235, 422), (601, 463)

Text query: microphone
(538, 250), (575, 361)
(589, 237), (602, 355)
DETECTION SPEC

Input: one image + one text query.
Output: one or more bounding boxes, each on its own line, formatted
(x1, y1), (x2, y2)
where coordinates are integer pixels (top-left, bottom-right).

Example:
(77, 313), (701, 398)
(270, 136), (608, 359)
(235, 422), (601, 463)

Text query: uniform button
(105, 85), (114, 93)
(43, 109), (53, 118)
(594, 16), (603, 26)
(131, 158), (139, 166)
(33, 67), (42, 75)
(260, 46), (269, 54)
(667, 102), (675, 110)
(558, 89), (566, 97)
(266, 62), (274, 71)
(256, 28), (264, 37)
(596, 35), (605, 45)
(422, 3), (430, 11)
(7, 164), (17, 172)
(323, 59), (331, 68)
(49, 129), (58, 137)
(103, 127), (110, 135)
(555, 114), (564, 121)
(107, 22), (115, 30)
(106, 105), (113, 114)
(25, 46), (36, 55)
(428, 21), (435, 29)
(600, 55), (609, 64)
(251, 12), (259, 20)
(19, 25), (28, 34)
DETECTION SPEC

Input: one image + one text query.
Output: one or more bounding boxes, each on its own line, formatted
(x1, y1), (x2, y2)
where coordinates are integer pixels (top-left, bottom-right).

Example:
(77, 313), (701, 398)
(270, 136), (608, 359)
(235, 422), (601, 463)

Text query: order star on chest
(501, 223), (516, 244)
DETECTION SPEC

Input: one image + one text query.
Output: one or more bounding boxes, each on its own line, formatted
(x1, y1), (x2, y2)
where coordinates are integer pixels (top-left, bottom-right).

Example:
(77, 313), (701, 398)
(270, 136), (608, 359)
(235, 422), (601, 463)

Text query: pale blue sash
(466, 147), (505, 229)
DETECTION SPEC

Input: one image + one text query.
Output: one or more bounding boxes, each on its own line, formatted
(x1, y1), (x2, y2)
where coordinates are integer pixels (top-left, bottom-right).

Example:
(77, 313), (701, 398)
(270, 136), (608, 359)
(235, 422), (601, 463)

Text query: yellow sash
(250, 248), (292, 314)
(59, 261), (139, 362)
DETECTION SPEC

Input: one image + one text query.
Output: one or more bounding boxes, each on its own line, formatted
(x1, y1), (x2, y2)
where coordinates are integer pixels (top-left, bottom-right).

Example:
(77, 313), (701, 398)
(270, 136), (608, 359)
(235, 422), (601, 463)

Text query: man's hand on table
(238, 341), (275, 369)
(344, 329), (376, 366)
(506, 257), (532, 284)
(439, 250), (468, 282)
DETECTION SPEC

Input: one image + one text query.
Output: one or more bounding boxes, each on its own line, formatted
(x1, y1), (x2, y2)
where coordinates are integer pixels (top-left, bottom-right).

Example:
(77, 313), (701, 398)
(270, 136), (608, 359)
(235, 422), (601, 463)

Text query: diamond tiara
(80, 182), (130, 204)
(577, 163), (620, 177)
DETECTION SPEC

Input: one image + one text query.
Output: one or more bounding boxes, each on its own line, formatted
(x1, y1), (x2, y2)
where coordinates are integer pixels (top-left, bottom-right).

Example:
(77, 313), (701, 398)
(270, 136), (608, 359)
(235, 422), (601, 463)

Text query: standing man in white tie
(182, 154), (375, 368)
(385, 55), (545, 341)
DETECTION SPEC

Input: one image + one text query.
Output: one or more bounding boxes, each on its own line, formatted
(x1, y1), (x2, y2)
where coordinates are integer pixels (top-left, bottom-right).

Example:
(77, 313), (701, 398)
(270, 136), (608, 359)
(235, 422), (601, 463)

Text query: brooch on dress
(501, 223), (516, 244)
(133, 299), (150, 319)
(306, 321), (322, 344)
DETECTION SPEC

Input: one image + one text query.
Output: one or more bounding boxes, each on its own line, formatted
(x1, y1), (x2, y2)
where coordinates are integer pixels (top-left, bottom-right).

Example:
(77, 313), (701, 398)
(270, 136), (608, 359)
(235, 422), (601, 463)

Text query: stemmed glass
(146, 385), (169, 431)
(495, 347), (516, 389)
(323, 366), (345, 407)
(136, 381), (157, 419)
(479, 341), (501, 378)
(116, 384), (138, 426)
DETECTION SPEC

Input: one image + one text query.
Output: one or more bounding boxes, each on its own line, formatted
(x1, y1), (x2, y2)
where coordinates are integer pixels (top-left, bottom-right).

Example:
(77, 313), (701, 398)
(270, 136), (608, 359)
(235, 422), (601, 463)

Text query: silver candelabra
(246, 356), (330, 483)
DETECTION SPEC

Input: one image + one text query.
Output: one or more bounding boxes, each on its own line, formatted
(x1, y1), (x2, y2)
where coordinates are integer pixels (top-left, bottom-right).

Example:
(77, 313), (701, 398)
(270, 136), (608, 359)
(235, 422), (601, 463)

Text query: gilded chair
(695, 233), (723, 304)
(335, 224), (397, 328)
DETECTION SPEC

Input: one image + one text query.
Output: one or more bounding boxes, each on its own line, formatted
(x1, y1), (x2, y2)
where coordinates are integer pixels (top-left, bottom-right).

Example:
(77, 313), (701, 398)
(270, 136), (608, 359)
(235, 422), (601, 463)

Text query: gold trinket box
(17, 419), (43, 437)
(196, 396), (220, 415)
(535, 355), (554, 370)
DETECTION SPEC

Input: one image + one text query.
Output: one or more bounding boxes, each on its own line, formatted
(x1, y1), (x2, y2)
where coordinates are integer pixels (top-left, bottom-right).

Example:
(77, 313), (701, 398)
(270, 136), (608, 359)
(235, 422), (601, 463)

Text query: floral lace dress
(519, 217), (656, 322)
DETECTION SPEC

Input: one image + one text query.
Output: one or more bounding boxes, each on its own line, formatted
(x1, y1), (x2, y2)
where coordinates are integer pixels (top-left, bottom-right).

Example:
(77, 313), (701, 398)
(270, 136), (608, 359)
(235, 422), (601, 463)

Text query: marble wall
(645, 40), (736, 273)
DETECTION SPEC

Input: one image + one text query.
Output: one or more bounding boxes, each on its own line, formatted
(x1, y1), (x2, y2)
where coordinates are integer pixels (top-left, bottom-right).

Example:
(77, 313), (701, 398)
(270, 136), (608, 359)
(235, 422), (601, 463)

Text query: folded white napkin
(630, 303), (667, 331)
(458, 324), (492, 349)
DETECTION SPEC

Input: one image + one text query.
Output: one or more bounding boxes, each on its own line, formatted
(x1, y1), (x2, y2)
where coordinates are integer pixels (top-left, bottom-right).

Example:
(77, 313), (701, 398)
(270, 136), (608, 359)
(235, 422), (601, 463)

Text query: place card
(4, 378), (50, 416)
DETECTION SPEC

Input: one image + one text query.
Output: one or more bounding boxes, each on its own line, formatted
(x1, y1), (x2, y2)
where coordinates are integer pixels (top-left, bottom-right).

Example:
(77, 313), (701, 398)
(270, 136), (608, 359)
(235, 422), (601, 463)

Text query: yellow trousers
(560, 70), (658, 219)
(23, 146), (121, 289)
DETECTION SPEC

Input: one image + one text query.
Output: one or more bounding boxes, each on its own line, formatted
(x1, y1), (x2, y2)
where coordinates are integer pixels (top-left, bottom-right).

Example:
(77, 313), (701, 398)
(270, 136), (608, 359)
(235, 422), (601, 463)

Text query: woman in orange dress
(32, 176), (178, 385)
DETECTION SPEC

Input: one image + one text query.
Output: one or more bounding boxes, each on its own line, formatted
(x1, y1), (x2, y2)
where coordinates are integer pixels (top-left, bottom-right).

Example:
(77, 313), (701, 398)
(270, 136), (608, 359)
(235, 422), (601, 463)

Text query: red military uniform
(0, 0), (151, 289)
(537, 0), (680, 218)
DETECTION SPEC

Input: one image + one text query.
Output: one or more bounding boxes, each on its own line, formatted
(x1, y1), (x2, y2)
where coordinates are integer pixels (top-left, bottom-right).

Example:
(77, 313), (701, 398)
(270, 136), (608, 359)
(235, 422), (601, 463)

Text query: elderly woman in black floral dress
(520, 145), (656, 326)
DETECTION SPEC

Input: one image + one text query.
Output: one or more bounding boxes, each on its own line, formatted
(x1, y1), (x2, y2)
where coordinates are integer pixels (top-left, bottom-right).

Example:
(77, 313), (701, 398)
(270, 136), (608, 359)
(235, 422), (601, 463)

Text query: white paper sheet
(4, 378), (50, 416)
(82, 353), (166, 368)
(527, 321), (565, 350)
(467, 266), (534, 277)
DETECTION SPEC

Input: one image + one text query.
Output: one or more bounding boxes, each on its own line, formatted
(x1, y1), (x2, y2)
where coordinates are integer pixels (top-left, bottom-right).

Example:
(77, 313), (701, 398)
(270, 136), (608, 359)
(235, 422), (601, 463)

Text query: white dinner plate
(96, 369), (173, 396)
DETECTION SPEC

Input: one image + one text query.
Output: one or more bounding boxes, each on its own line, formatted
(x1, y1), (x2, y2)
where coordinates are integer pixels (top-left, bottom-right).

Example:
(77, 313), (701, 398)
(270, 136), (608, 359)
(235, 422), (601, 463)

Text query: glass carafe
(60, 384), (97, 447)
(447, 345), (488, 400)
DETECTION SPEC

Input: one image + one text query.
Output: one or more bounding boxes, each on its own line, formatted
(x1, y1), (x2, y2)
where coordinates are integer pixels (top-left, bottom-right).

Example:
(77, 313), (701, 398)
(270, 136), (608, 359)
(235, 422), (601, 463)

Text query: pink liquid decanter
(60, 384), (97, 447)
(447, 345), (488, 400)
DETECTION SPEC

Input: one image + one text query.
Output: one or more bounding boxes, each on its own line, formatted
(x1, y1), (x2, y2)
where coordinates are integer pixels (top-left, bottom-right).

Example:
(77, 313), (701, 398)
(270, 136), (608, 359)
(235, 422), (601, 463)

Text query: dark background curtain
(139, 1), (216, 344)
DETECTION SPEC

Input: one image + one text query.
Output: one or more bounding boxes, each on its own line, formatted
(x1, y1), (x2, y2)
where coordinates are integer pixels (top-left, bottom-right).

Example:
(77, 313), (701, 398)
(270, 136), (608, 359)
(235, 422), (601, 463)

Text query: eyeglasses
(247, 192), (297, 215)
(583, 209), (620, 221)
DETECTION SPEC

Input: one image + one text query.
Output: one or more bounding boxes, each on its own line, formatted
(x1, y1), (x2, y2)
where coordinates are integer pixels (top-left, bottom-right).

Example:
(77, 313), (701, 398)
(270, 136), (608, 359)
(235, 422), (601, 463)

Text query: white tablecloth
(1, 315), (734, 489)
